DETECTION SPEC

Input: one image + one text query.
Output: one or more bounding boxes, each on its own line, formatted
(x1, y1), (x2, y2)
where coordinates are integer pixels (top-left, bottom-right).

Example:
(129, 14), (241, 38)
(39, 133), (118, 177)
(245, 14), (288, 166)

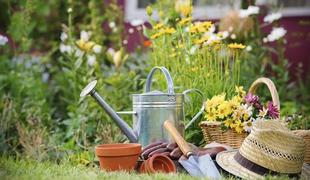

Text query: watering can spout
(80, 80), (138, 143)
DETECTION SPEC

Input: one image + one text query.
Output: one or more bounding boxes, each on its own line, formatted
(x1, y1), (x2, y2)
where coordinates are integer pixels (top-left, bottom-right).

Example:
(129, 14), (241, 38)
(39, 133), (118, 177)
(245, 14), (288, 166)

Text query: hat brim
(216, 150), (263, 179)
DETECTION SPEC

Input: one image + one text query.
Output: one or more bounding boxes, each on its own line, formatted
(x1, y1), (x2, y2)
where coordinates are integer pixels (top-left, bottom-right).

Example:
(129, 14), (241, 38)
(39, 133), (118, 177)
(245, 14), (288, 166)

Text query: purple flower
(245, 93), (259, 104)
(244, 93), (262, 110)
(267, 102), (279, 119)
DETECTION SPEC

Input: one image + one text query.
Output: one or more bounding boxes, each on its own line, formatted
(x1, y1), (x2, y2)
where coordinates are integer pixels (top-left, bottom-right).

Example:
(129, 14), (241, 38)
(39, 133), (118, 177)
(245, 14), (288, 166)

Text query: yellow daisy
(179, 17), (192, 25)
(224, 118), (234, 128)
(235, 86), (246, 97)
(217, 101), (232, 119)
(150, 31), (164, 39)
(163, 27), (176, 34)
(153, 23), (164, 30)
(228, 43), (246, 49)
(232, 120), (244, 134)
(205, 110), (217, 121)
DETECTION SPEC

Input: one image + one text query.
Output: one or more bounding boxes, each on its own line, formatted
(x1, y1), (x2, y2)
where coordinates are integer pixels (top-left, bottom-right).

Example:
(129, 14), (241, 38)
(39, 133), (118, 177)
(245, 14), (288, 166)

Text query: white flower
(122, 39), (128, 45)
(218, 31), (229, 39)
(266, 27), (286, 42)
(93, 44), (102, 54)
(250, 117), (257, 124)
(206, 34), (220, 45)
(263, 37), (268, 43)
(209, 25), (216, 34)
(258, 107), (268, 118)
(59, 43), (72, 54)
(60, 32), (68, 42)
(230, 34), (236, 39)
(248, 6), (260, 14)
(128, 28), (134, 34)
(109, 21), (116, 28)
(184, 26), (190, 32)
(222, 31), (229, 39)
(130, 19), (144, 26)
(242, 104), (253, 117)
(107, 48), (115, 57)
(239, 10), (249, 18)
(75, 48), (84, 58)
(112, 27), (118, 33)
(42, 72), (49, 83)
(264, 12), (282, 23)
(190, 46), (197, 54)
(80, 30), (90, 42)
(67, 8), (72, 13)
(239, 6), (260, 18)
(87, 55), (96, 66)
(0, 35), (8, 46)
(246, 45), (252, 51)
(243, 120), (253, 132)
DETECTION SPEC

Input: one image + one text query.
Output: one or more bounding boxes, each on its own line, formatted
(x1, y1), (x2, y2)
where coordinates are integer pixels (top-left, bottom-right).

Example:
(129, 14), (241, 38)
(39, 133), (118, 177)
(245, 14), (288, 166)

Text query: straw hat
(216, 120), (306, 179)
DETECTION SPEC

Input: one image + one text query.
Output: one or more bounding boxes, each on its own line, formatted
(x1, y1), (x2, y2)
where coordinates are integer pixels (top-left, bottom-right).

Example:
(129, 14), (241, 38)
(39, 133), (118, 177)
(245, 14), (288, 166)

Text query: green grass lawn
(0, 156), (200, 180)
(0, 156), (292, 180)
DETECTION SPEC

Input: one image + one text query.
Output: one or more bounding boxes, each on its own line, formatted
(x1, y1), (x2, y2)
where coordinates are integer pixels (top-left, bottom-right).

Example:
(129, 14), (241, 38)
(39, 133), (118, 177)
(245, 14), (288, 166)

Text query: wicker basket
(200, 77), (310, 163)
(200, 77), (280, 149)
(200, 121), (247, 148)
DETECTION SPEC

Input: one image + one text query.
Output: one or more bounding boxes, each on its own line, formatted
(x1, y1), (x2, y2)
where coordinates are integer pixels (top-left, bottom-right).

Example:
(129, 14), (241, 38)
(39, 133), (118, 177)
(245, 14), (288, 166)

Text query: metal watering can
(80, 66), (204, 147)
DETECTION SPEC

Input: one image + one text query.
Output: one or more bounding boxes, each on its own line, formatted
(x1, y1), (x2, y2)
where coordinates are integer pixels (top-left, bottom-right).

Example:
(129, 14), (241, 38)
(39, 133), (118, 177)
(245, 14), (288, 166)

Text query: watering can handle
(145, 66), (174, 94)
(183, 89), (205, 130)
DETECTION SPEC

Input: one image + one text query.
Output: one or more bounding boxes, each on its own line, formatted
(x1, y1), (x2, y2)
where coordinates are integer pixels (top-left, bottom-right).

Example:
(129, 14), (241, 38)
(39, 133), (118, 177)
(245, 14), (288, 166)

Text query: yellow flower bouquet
(200, 78), (281, 148)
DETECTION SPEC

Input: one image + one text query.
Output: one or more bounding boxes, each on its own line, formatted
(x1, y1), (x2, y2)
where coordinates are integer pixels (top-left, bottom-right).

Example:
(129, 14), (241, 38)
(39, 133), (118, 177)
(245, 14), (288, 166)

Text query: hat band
(234, 151), (300, 178)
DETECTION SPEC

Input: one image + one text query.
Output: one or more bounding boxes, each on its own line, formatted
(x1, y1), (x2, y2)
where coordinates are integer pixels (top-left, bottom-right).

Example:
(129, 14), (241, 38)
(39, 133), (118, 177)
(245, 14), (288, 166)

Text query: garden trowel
(164, 120), (221, 179)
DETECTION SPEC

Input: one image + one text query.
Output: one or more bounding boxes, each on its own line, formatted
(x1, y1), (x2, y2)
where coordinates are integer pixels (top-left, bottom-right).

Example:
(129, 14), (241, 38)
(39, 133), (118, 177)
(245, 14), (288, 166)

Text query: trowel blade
(179, 154), (221, 179)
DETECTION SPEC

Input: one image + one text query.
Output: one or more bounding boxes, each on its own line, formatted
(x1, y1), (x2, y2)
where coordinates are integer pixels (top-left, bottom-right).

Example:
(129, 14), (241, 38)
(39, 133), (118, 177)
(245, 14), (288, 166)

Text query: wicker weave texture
(200, 121), (247, 148)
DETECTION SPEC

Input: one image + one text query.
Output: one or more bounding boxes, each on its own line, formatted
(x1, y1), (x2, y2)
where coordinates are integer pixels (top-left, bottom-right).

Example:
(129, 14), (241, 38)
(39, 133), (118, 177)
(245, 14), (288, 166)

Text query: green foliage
(50, 0), (142, 154)
(287, 114), (310, 130)
(0, 0), (148, 161)
(0, 54), (52, 159)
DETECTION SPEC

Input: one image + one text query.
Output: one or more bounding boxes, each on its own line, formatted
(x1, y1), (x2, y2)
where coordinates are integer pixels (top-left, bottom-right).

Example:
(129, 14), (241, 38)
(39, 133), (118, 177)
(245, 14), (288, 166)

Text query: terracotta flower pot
(95, 143), (141, 171)
(139, 154), (176, 173)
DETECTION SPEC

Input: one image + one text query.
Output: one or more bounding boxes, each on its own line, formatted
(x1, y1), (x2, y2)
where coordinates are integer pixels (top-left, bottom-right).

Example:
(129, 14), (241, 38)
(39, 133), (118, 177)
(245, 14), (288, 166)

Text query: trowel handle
(164, 120), (193, 157)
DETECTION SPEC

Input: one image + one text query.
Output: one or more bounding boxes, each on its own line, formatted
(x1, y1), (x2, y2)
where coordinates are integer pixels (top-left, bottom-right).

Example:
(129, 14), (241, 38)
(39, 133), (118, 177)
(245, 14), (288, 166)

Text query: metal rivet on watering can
(80, 80), (138, 143)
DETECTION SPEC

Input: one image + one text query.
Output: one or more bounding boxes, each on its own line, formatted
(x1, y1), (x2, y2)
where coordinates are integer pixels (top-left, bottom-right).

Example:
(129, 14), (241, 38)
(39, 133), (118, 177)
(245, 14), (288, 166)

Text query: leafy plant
(49, 0), (147, 159)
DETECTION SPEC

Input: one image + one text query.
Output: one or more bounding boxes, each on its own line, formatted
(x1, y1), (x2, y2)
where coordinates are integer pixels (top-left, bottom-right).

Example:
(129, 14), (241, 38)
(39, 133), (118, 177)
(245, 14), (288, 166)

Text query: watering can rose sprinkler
(80, 67), (205, 147)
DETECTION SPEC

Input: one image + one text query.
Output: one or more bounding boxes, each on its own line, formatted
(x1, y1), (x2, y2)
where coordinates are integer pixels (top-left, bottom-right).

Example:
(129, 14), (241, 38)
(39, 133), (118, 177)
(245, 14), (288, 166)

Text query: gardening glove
(178, 144), (227, 161)
(141, 141), (183, 160)
(141, 141), (226, 160)
(141, 141), (169, 160)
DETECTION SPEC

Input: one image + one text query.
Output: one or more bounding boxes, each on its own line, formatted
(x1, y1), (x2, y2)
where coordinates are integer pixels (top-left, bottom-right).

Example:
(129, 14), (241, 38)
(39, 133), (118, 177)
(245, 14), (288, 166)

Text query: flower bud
(146, 6), (153, 16)
(113, 50), (122, 69)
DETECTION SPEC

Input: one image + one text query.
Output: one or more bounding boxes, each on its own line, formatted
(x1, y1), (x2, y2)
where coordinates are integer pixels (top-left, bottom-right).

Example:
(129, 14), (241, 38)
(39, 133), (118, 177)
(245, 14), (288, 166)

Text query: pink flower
(267, 102), (279, 119)
(244, 93), (262, 110)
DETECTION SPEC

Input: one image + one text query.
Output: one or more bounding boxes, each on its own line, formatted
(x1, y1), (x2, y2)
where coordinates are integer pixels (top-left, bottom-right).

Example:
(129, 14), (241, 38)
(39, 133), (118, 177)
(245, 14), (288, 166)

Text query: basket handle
(248, 77), (280, 113)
